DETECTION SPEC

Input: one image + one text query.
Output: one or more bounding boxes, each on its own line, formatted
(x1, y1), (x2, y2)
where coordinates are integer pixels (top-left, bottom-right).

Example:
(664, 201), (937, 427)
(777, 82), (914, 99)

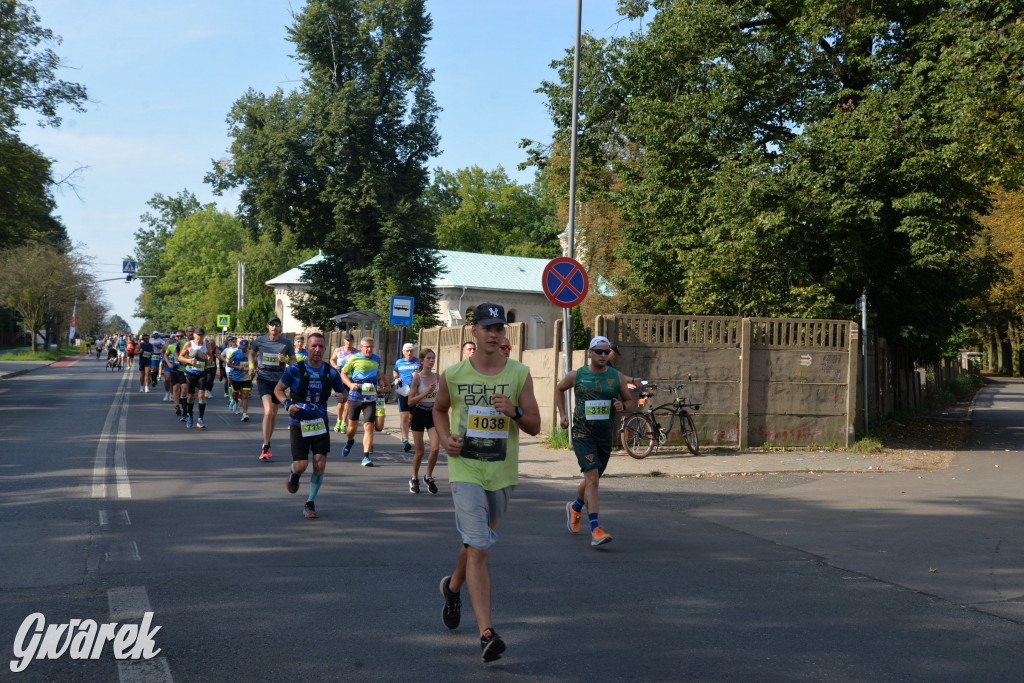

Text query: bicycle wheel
(681, 411), (699, 455)
(620, 413), (655, 459)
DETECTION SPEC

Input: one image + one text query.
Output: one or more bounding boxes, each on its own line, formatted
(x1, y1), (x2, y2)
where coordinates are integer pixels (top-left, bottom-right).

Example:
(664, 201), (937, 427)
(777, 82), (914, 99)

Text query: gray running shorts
(451, 481), (514, 551)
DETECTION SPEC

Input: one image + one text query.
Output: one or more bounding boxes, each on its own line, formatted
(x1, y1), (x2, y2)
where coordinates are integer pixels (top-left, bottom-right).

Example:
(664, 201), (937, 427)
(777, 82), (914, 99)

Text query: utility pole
(562, 0), (582, 383)
(859, 291), (868, 432)
(237, 261), (246, 312)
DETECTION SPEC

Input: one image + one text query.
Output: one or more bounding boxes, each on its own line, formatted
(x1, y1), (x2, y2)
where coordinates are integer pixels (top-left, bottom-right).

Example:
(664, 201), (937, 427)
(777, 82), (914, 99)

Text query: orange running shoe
(566, 502), (581, 534)
(591, 526), (613, 547)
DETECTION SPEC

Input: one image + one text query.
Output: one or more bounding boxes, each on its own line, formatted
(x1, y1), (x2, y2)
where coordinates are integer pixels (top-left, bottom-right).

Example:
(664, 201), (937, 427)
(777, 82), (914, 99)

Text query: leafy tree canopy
(208, 0), (442, 331)
(0, 0), (87, 132)
(425, 165), (560, 258)
(534, 0), (1024, 361)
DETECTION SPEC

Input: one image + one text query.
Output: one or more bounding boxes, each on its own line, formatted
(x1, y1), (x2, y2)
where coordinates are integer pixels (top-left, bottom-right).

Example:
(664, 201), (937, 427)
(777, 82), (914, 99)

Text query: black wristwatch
(511, 406), (523, 421)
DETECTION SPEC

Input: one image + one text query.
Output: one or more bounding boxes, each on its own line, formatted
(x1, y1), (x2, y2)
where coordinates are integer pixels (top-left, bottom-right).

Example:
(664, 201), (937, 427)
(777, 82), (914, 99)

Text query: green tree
(106, 314), (132, 335)
(425, 166), (560, 258)
(208, 0), (442, 331)
(0, 241), (90, 350)
(132, 190), (207, 328)
(971, 188), (1024, 375)
(535, 0), (1023, 361)
(0, 0), (84, 250)
(0, 0), (86, 132)
(0, 138), (67, 247)
(144, 208), (245, 329)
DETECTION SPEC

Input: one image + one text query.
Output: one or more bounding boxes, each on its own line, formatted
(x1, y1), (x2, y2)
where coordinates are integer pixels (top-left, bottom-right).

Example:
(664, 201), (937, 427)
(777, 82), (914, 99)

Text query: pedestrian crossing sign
(217, 315), (231, 328)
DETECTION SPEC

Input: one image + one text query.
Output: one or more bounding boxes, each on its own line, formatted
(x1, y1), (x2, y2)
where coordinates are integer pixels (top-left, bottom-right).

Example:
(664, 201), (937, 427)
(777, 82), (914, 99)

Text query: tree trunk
(986, 325), (999, 372)
(1010, 320), (1023, 378)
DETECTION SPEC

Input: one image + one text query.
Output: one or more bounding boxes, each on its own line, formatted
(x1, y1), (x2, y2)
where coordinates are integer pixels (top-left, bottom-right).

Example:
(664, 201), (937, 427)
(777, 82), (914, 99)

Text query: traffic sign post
(389, 296), (415, 365)
(542, 257), (589, 308)
(217, 315), (231, 328)
(389, 297), (414, 326)
(122, 260), (137, 274)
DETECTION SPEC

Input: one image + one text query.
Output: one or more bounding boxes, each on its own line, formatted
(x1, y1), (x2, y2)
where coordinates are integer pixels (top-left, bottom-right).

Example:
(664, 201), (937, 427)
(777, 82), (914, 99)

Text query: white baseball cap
(402, 343), (415, 351)
(589, 336), (612, 349)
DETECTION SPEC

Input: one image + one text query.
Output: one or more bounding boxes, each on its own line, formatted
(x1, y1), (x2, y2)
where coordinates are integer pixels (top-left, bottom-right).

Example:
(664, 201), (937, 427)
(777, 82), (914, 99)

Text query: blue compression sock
(572, 497), (584, 512)
(588, 513), (600, 532)
(307, 474), (323, 502)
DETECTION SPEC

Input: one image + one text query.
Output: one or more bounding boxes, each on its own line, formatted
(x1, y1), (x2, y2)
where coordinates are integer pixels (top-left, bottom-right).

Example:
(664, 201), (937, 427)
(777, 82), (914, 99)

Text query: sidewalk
(0, 346), (53, 381)
(376, 399), (955, 480)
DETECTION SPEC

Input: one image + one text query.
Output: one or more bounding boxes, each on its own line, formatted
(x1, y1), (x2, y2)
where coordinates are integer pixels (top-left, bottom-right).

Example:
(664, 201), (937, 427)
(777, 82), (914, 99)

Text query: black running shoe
(174, 404), (182, 416)
(480, 628), (506, 663)
(440, 575), (461, 630)
(424, 476), (438, 494)
(403, 439), (411, 452)
(286, 474), (299, 494)
(409, 477), (420, 494)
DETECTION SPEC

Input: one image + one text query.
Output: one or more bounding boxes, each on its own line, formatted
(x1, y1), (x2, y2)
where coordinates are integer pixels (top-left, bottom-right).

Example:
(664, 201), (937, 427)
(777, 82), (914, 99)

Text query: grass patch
(547, 427), (571, 450)
(0, 347), (76, 361)
(851, 436), (885, 454)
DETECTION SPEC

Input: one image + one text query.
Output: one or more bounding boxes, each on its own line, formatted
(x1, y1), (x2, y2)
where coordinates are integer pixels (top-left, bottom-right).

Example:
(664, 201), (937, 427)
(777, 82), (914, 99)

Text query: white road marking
(108, 587), (174, 683)
(93, 371), (131, 498)
(108, 586), (151, 619)
(104, 541), (141, 562)
(115, 385), (132, 498)
(119, 658), (174, 683)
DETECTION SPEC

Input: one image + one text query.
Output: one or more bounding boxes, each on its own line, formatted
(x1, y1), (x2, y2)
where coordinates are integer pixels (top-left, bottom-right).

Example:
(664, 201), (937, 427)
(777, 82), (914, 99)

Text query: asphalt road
(2, 358), (1023, 681)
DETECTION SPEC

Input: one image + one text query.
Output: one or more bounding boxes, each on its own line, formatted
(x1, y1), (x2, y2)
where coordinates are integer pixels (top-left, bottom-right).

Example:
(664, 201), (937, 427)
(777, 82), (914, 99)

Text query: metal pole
(861, 291), (868, 432)
(561, 0), (585, 428)
(562, 0), (583, 402)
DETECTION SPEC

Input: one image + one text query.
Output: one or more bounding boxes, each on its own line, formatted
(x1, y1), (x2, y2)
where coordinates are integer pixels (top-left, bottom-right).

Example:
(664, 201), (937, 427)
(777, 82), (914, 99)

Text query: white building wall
(274, 284), (561, 348)
(438, 287), (560, 348)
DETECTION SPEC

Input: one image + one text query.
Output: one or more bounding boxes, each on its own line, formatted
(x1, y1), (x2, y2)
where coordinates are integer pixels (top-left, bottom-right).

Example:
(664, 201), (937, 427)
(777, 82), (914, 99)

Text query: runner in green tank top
(433, 303), (540, 663)
(556, 335), (633, 547)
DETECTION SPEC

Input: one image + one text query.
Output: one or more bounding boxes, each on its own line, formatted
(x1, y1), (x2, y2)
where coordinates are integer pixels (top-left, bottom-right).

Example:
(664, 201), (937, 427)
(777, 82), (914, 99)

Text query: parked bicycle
(619, 381), (700, 458)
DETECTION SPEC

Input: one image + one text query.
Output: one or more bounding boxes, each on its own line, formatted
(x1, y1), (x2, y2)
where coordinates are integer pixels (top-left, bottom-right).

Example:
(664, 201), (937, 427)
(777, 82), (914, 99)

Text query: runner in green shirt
(556, 335), (633, 547)
(433, 302), (540, 663)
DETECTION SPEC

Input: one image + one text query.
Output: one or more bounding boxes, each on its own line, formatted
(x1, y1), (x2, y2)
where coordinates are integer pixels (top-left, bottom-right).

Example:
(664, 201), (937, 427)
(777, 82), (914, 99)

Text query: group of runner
(100, 303), (634, 664)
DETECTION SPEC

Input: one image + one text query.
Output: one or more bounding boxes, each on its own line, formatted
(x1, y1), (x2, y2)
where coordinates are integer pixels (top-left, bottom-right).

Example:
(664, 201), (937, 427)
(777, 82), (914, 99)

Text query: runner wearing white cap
(555, 335), (633, 547)
(393, 342), (420, 452)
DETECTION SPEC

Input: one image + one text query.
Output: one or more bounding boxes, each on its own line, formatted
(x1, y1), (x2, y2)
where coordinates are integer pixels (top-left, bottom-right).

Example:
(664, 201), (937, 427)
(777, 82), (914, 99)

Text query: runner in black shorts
(407, 348), (440, 494)
(276, 333), (346, 519)
(249, 315), (295, 461)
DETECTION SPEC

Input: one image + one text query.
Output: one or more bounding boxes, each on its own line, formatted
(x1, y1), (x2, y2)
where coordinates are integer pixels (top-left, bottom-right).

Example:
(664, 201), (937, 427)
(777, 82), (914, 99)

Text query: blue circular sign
(542, 257), (589, 308)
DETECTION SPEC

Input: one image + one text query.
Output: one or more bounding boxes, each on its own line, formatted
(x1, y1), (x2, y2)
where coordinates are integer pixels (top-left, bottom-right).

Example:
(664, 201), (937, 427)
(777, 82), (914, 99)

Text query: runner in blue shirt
(274, 333), (347, 519)
(226, 339), (252, 422)
(392, 342), (421, 452)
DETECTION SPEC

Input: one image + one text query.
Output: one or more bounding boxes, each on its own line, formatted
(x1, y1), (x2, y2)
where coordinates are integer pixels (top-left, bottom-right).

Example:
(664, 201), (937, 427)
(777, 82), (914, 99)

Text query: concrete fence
(226, 311), (963, 449)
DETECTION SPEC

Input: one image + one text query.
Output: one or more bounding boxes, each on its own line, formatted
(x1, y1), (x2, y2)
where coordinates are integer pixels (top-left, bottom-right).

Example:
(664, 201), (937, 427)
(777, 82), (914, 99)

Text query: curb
(0, 361), (55, 382)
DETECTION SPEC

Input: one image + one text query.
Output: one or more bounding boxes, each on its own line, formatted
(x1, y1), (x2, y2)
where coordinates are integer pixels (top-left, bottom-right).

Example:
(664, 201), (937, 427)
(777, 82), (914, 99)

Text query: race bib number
(141, 351), (152, 359)
(361, 383), (377, 400)
(261, 352), (280, 366)
(300, 418), (327, 437)
(465, 405), (510, 439)
(585, 400), (612, 420)
(375, 396), (385, 417)
(192, 360), (206, 371)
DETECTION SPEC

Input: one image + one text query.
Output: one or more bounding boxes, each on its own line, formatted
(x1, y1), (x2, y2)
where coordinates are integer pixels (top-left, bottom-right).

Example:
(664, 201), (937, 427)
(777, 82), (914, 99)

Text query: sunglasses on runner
(499, 345), (512, 351)
(591, 348), (611, 355)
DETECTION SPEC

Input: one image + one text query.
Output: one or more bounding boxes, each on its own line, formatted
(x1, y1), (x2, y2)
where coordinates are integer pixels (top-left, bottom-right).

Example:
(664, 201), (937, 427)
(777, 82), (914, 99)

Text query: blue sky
(18, 0), (644, 330)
